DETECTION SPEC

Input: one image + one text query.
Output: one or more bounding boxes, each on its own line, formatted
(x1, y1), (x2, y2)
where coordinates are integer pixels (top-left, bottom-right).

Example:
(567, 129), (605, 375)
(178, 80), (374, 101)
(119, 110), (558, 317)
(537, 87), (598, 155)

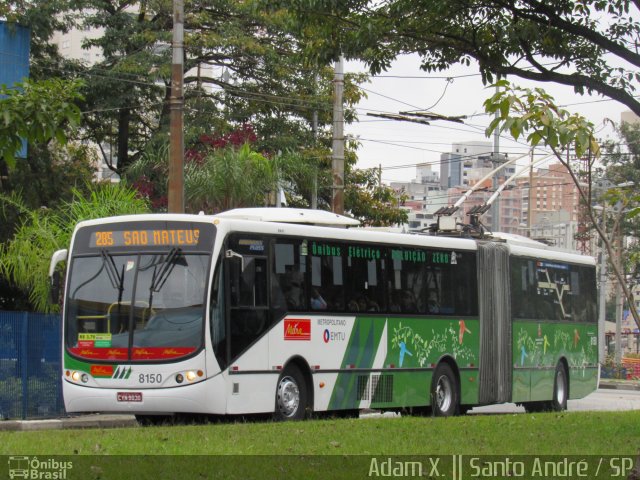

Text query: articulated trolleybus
(49, 208), (598, 421)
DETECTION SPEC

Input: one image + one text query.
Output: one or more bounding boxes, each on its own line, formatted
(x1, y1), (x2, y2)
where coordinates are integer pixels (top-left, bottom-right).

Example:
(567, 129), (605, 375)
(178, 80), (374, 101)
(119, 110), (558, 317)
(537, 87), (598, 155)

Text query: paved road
(1, 388), (637, 431)
(468, 388), (640, 415)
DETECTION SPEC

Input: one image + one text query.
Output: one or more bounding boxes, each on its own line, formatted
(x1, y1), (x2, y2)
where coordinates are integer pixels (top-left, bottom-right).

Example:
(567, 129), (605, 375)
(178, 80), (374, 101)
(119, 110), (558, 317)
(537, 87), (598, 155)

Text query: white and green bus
(49, 208), (598, 421)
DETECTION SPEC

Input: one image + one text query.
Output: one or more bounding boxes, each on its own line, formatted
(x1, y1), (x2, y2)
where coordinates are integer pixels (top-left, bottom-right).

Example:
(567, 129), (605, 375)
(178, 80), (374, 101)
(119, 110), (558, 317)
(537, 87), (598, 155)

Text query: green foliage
(598, 122), (640, 287)
(0, 79), (84, 168)
(273, 148), (331, 209)
(345, 168), (408, 226)
(24, 0), (367, 177)
(186, 143), (276, 212)
(1, 142), (98, 215)
(276, 0), (640, 115)
(483, 80), (600, 158)
(0, 184), (150, 313)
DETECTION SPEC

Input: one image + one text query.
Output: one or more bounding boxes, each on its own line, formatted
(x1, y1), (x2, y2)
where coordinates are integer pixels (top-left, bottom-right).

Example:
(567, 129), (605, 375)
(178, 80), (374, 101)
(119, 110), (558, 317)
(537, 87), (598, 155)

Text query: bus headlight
(81, 374), (89, 383)
(186, 371), (197, 382)
(175, 373), (184, 384)
(71, 371), (80, 382)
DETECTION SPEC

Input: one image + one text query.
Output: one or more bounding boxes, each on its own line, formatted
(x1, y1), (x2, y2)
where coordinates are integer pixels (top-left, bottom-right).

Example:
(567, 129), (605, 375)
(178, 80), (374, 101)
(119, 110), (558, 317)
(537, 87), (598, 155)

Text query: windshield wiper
(148, 248), (183, 310)
(101, 250), (125, 304)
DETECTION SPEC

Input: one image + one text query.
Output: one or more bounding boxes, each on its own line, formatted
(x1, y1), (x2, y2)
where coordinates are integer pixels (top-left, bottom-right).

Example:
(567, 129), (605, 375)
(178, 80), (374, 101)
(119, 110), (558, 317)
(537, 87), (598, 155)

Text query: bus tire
(431, 363), (459, 417)
(274, 364), (308, 421)
(550, 362), (568, 411)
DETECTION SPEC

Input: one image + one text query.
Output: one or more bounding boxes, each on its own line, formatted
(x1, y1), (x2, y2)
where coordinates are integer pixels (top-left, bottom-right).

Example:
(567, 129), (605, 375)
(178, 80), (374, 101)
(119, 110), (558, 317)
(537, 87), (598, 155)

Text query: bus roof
(214, 208), (361, 227)
(70, 209), (594, 265)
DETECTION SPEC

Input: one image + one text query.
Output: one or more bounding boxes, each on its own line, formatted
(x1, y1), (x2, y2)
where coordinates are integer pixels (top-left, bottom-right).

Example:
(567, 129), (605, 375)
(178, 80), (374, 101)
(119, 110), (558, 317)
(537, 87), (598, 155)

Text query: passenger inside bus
(310, 288), (327, 310)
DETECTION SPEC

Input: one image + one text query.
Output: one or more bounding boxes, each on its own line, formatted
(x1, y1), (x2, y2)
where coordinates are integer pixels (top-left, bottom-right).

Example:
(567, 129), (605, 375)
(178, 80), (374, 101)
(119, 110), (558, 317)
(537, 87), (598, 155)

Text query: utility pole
(527, 149), (534, 237)
(331, 57), (345, 215)
(615, 219), (624, 365)
(598, 237), (607, 364)
(168, 0), (184, 213)
(311, 88), (318, 210)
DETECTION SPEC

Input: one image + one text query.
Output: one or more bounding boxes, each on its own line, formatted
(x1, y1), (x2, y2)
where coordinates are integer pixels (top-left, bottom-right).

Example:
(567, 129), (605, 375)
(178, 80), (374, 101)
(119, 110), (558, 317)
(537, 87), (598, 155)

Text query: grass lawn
(1, 410), (638, 456)
(2, 411), (640, 479)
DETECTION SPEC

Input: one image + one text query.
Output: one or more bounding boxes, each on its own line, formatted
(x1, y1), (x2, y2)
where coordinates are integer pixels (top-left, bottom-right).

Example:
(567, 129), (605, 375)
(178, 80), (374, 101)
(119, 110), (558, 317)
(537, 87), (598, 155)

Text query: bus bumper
(63, 375), (226, 415)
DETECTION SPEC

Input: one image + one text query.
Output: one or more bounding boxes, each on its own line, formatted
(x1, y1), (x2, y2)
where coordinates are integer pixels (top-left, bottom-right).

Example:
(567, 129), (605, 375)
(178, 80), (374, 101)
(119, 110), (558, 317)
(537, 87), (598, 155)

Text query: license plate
(117, 392), (142, 402)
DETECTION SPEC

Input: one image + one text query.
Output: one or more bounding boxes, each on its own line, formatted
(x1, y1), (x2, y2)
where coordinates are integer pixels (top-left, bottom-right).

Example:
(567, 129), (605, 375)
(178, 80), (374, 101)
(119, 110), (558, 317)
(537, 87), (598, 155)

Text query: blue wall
(0, 312), (64, 419)
(0, 21), (31, 158)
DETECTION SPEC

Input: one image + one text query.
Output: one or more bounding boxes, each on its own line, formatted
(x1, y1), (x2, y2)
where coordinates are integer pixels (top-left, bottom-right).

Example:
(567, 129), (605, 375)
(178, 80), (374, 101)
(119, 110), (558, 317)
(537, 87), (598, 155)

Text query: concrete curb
(1, 382), (638, 431)
(0, 415), (137, 432)
(599, 380), (640, 391)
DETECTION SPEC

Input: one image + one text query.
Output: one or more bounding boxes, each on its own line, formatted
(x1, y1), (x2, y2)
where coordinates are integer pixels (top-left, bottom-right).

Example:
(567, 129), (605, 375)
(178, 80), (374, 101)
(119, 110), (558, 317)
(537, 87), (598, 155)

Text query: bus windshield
(65, 250), (210, 362)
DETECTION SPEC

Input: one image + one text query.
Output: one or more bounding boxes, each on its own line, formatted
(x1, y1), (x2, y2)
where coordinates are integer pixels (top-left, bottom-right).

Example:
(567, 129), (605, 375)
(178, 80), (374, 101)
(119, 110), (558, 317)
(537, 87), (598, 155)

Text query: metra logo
(90, 365), (114, 377)
(112, 366), (133, 380)
(284, 319), (311, 340)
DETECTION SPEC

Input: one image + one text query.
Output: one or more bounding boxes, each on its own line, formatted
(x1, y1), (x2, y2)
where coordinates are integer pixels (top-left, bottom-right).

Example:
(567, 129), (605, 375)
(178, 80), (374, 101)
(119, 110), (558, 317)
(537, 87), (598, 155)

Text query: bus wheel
(550, 363), (568, 411)
(431, 363), (459, 417)
(274, 365), (308, 421)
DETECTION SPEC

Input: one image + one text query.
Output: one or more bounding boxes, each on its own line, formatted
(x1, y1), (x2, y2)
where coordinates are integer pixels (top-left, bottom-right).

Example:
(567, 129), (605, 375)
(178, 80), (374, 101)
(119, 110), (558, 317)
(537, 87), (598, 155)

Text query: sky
(345, 54), (630, 185)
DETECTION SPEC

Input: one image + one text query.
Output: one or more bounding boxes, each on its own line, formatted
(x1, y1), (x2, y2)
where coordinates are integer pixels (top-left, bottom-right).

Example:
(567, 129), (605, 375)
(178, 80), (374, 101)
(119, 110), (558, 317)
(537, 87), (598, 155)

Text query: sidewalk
(0, 414), (137, 432)
(599, 378), (640, 391)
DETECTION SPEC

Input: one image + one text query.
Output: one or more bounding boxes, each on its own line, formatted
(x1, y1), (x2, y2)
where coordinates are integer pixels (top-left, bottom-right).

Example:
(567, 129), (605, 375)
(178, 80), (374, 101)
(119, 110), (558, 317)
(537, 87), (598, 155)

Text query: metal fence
(0, 311), (64, 419)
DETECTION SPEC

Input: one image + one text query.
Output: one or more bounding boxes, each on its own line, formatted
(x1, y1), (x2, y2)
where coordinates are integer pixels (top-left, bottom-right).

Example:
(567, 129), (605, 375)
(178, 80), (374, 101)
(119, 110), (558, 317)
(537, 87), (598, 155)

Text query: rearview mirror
(50, 271), (61, 304)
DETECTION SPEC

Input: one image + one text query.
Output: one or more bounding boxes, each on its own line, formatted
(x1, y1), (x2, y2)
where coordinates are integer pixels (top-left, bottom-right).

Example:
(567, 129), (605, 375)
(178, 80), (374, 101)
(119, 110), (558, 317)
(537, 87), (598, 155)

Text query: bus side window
(272, 241), (307, 312)
(345, 246), (385, 313)
(310, 250), (344, 312)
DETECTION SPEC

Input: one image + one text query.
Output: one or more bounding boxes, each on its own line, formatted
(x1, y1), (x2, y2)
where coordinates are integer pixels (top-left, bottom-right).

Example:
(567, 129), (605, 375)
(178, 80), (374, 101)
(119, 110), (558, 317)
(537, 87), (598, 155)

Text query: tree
(126, 125), (408, 224)
(17, 0), (365, 178)
(126, 125), (278, 212)
(0, 78), (84, 169)
(186, 143), (276, 212)
(599, 122), (640, 310)
(483, 80), (640, 330)
(278, 0), (640, 116)
(345, 168), (409, 226)
(0, 183), (150, 312)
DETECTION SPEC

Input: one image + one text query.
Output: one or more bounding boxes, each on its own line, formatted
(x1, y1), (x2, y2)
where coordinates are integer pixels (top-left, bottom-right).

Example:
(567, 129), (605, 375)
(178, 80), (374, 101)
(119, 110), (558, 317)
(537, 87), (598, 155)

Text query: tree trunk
(117, 108), (131, 174)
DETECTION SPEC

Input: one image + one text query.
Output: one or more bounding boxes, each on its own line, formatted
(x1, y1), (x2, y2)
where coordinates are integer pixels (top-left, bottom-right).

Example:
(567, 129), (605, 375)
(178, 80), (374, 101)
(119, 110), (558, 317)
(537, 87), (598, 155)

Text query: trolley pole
(491, 85), (501, 232)
(168, 0), (185, 213)
(331, 57), (345, 215)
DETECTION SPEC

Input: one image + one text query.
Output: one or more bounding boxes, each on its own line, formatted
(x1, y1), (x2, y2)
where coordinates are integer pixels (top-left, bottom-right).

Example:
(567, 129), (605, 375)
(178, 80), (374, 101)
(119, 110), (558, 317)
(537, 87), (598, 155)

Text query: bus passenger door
(224, 236), (270, 366)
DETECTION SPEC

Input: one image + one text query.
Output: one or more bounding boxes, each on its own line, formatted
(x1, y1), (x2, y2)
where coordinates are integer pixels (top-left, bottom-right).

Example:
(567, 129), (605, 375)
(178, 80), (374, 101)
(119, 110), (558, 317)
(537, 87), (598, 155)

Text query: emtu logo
(284, 319), (311, 341)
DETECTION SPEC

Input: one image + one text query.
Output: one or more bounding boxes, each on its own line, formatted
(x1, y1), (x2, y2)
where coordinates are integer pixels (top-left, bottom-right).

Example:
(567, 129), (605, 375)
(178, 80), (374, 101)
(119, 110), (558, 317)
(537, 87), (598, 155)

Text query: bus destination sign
(90, 228), (200, 248)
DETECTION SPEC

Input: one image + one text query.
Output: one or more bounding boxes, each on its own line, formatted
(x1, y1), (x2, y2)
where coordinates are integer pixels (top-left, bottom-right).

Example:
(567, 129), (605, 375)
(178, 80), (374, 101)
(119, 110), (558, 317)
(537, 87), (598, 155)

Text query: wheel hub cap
(436, 375), (452, 412)
(277, 377), (300, 417)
